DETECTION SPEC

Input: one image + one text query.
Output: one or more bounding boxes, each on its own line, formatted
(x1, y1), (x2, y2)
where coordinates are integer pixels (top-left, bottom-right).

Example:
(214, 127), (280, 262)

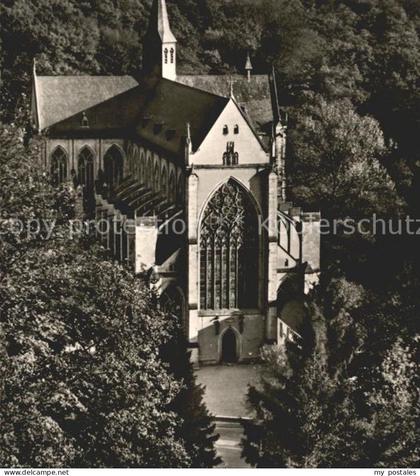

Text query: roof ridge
(228, 96), (268, 151)
(168, 77), (230, 101)
(36, 74), (137, 79)
(177, 73), (269, 78)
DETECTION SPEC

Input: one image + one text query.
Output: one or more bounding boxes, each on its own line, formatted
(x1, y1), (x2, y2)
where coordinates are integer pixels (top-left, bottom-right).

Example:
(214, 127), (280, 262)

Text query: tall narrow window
(139, 152), (145, 183)
(160, 286), (184, 320)
(200, 180), (258, 310)
(164, 48), (169, 64)
(168, 170), (176, 203)
(50, 146), (68, 185)
(223, 142), (239, 165)
(78, 146), (95, 193)
(170, 47), (175, 63)
(147, 155), (153, 185)
(161, 166), (168, 197)
(154, 162), (160, 191)
(104, 145), (124, 192)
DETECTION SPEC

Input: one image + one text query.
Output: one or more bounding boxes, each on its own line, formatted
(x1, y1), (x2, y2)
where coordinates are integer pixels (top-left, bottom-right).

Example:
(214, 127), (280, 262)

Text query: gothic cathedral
(32, 0), (321, 366)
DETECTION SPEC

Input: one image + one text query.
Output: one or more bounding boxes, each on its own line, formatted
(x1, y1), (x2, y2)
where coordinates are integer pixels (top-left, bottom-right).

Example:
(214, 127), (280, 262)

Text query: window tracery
(78, 146), (95, 192)
(104, 145), (124, 192)
(50, 146), (68, 185)
(200, 180), (258, 310)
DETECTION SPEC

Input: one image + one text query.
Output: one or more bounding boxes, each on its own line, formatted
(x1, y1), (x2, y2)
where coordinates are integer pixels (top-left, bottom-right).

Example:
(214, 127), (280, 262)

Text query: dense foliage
(0, 125), (217, 467)
(161, 328), (221, 468)
(1, 0), (419, 206)
(242, 279), (419, 467)
(1, 0), (419, 468)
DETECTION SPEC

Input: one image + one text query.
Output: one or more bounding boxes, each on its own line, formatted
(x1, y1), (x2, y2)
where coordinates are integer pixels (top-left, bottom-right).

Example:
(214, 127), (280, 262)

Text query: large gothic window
(104, 145), (124, 192)
(50, 146), (68, 185)
(78, 146), (95, 193)
(200, 180), (258, 310)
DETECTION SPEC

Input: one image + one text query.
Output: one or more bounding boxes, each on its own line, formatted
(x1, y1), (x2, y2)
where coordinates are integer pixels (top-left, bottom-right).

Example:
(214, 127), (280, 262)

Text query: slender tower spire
(143, 0), (177, 81)
(229, 75), (235, 99)
(245, 51), (253, 82)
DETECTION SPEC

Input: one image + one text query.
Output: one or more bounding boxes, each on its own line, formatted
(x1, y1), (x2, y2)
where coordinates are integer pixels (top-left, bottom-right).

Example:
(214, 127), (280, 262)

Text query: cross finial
(185, 122), (192, 158)
(229, 76), (235, 98)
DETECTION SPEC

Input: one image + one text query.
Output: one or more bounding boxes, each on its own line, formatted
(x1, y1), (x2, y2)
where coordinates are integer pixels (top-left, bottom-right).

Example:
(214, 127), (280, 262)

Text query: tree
(0, 124), (192, 467)
(161, 327), (221, 468)
(242, 278), (419, 467)
(0, 241), (191, 467)
(242, 278), (363, 467)
(288, 97), (400, 218)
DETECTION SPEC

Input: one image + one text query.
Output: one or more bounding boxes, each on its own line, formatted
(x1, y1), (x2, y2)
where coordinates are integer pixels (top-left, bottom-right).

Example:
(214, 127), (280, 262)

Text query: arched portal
(78, 146), (95, 193)
(160, 286), (185, 321)
(104, 145), (124, 192)
(221, 327), (238, 363)
(199, 179), (259, 310)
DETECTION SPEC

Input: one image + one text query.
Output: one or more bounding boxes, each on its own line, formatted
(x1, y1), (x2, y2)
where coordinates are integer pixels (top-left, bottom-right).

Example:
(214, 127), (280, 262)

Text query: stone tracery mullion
(200, 180), (257, 310)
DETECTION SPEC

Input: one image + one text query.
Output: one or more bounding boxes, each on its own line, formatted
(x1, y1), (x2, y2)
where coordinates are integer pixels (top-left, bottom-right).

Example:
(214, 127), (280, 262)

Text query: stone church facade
(32, 0), (321, 366)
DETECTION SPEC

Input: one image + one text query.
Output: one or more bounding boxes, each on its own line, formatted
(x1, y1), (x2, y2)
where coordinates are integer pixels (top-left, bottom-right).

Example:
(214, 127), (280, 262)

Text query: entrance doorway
(221, 328), (238, 363)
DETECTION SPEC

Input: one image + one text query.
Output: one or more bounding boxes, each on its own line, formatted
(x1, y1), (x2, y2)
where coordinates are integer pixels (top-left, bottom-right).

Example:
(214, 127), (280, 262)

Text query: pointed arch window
(160, 286), (184, 320)
(154, 161), (160, 191)
(161, 166), (168, 197)
(164, 48), (169, 64)
(200, 180), (258, 310)
(50, 147), (68, 186)
(78, 146), (95, 193)
(104, 145), (124, 192)
(139, 152), (145, 183)
(132, 148), (139, 180)
(168, 170), (176, 203)
(147, 155), (153, 185)
(170, 47), (175, 64)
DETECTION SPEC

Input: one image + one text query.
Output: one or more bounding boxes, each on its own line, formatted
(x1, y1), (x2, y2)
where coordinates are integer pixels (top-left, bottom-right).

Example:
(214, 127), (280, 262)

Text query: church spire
(143, 0), (177, 81)
(154, 0), (176, 43)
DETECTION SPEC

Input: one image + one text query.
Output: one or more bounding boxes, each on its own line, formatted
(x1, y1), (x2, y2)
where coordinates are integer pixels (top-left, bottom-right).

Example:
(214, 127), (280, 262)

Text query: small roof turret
(245, 52), (253, 72)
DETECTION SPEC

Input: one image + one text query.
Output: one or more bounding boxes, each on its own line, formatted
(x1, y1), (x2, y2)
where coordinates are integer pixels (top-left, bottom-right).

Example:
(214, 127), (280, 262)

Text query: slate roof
(46, 82), (146, 135)
(176, 74), (274, 133)
(136, 79), (229, 156)
(33, 75), (139, 130)
(33, 73), (275, 155)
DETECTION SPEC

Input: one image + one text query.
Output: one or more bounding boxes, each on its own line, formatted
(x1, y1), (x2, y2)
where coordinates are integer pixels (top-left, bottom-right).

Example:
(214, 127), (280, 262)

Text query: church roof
(34, 73), (274, 155)
(136, 79), (229, 156)
(44, 81), (147, 135)
(33, 75), (139, 130)
(176, 74), (274, 133)
(40, 77), (230, 157)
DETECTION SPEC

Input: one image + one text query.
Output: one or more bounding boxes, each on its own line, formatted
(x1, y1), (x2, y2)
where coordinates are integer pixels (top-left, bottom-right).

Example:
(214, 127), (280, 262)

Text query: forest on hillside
(0, 0), (419, 468)
(1, 0), (420, 210)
